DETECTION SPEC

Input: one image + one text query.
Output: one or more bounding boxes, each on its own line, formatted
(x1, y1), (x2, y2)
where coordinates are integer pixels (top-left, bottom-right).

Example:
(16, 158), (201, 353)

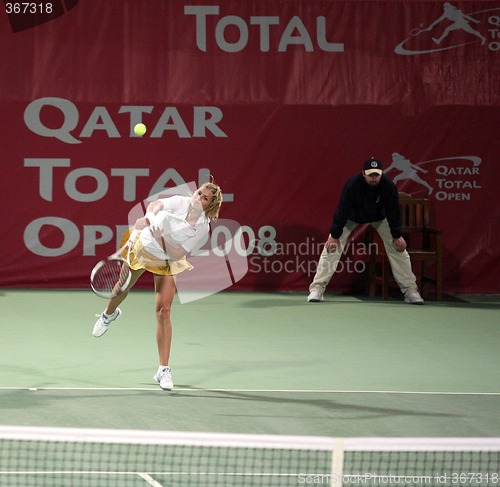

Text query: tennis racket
(410, 25), (428, 36)
(90, 229), (138, 299)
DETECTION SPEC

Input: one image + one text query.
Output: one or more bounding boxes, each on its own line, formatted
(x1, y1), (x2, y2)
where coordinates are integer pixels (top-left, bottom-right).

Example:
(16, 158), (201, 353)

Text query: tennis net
(0, 426), (499, 486)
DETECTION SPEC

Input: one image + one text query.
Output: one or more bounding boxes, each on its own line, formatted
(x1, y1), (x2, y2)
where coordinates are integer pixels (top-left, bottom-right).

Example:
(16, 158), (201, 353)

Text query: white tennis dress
(126, 195), (210, 275)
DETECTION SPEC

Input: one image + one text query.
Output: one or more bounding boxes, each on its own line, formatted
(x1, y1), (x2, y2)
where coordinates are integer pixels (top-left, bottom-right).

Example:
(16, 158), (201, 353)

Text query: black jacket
(329, 173), (402, 239)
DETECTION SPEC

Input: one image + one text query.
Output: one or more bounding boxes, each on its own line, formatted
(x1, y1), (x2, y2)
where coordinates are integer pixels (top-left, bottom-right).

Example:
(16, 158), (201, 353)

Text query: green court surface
(1, 289), (499, 438)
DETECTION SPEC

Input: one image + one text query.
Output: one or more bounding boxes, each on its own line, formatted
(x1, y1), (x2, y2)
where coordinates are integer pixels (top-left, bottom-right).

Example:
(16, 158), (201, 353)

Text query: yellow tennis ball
(134, 123), (147, 137)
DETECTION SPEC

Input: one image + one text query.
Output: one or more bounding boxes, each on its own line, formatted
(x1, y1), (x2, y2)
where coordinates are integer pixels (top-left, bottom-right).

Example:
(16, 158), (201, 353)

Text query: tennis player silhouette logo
(394, 3), (495, 55)
(428, 3), (486, 45)
(384, 153), (482, 197)
(385, 153), (434, 195)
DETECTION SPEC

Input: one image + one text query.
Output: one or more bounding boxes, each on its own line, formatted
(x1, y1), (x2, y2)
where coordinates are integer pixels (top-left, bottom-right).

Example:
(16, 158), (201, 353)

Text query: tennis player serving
(92, 180), (223, 391)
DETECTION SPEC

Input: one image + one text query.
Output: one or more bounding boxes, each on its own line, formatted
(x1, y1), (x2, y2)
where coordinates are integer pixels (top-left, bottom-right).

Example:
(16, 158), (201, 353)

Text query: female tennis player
(92, 181), (223, 391)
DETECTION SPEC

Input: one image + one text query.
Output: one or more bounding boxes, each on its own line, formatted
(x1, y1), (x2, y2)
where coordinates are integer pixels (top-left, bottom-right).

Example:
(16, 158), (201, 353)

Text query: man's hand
(325, 235), (341, 253)
(393, 236), (407, 252)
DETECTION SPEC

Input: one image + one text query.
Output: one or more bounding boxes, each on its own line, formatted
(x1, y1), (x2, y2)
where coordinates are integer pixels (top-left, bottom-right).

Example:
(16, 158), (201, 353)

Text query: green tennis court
(2, 289), (499, 434)
(1, 290), (499, 485)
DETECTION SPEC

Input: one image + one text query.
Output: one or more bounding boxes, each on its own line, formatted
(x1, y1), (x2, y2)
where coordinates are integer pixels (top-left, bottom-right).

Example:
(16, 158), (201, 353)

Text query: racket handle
(128, 228), (139, 244)
(123, 228), (139, 268)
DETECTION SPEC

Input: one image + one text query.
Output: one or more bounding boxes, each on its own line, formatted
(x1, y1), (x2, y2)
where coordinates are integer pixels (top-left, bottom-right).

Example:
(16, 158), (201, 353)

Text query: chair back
(369, 191), (443, 300)
(399, 193), (430, 232)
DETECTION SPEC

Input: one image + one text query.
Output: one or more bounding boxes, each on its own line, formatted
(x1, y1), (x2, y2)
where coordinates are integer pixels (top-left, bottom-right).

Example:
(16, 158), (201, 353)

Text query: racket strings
(91, 259), (131, 298)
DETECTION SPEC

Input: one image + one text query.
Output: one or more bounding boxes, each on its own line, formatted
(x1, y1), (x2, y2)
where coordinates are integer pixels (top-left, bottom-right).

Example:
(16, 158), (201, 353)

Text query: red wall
(1, 1), (499, 294)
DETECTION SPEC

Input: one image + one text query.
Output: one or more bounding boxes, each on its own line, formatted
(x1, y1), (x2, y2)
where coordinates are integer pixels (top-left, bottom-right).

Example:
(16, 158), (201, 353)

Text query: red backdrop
(1, 0), (499, 294)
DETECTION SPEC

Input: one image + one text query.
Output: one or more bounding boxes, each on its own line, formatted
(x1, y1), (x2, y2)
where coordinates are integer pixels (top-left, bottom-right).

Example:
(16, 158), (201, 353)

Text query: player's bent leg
(92, 268), (144, 337)
(93, 308), (122, 337)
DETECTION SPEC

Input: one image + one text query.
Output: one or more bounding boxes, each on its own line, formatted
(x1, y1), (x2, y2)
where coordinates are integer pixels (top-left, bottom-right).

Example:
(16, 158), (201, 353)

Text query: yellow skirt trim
(119, 228), (193, 276)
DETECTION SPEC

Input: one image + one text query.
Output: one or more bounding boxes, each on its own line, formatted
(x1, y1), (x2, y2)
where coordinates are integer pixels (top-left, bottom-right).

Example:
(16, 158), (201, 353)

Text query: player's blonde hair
(201, 180), (223, 220)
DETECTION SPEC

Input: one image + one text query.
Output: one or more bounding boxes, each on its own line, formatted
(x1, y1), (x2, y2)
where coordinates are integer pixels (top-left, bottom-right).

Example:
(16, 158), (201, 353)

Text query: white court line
(0, 387), (499, 395)
(138, 472), (164, 487)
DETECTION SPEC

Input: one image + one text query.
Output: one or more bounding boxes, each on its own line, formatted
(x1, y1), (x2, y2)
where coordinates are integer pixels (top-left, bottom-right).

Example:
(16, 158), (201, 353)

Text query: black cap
(363, 157), (383, 175)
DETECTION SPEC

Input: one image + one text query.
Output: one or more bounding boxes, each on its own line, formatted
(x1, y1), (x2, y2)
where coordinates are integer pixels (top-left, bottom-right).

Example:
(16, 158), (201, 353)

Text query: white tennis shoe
(307, 289), (324, 302)
(404, 290), (424, 305)
(154, 366), (174, 391)
(92, 308), (122, 337)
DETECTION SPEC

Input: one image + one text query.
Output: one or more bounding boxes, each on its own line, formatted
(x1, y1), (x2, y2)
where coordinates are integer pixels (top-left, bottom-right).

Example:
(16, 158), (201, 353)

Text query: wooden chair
(369, 193), (443, 300)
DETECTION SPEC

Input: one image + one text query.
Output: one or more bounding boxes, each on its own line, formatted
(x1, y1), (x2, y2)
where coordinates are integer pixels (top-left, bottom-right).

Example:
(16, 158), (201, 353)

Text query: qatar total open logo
(386, 153), (482, 202)
(395, 3), (500, 55)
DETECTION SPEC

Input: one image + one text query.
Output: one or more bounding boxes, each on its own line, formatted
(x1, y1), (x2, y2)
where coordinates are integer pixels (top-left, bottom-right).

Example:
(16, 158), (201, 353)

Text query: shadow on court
(0, 290), (499, 437)
(2, 386), (498, 437)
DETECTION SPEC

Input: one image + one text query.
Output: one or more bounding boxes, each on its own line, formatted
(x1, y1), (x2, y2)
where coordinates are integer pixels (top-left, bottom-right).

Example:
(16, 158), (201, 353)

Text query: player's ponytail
(201, 179), (223, 220)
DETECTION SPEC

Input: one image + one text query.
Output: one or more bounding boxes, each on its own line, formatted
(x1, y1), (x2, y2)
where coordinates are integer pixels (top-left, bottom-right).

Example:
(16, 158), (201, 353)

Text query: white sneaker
(307, 290), (324, 302)
(154, 366), (174, 391)
(92, 308), (122, 337)
(404, 290), (424, 305)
